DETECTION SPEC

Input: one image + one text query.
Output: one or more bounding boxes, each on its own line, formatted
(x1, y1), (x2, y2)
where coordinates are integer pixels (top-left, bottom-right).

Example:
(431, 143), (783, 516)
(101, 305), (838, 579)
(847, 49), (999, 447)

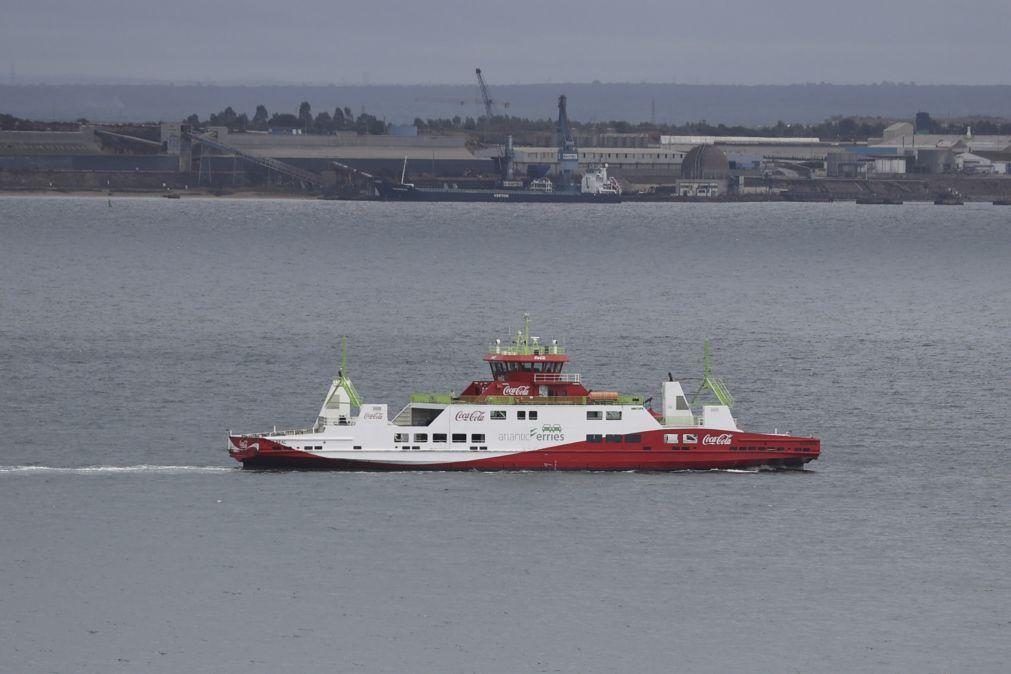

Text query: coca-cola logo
(702, 433), (733, 446)
(502, 385), (531, 396)
(455, 410), (486, 422)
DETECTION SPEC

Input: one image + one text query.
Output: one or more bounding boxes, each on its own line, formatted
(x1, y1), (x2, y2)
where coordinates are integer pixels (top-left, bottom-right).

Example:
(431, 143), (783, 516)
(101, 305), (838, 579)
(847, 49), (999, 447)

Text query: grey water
(0, 196), (1008, 673)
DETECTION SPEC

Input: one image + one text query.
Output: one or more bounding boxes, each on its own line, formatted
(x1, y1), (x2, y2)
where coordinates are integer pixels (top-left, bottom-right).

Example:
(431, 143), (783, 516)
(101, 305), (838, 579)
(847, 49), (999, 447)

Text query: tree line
(186, 101), (388, 135)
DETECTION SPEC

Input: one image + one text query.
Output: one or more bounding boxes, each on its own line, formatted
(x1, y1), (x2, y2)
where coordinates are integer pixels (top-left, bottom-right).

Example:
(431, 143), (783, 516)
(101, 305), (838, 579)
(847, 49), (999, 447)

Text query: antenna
(340, 335), (348, 376)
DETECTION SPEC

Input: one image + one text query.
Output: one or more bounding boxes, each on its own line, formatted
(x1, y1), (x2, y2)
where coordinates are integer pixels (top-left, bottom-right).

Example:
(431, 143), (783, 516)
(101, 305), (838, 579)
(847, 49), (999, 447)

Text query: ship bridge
(458, 315), (589, 400)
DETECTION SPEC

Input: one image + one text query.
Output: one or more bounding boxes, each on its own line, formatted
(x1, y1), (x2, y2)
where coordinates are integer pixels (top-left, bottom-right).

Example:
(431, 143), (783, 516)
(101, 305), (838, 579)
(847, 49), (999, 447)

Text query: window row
(490, 362), (562, 374)
(586, 410), (622, 420)
(586, 433), (642, 444)
(664, 433), (698, 444)
(490, 410), (539, 420)
(394, 433), (486, 444)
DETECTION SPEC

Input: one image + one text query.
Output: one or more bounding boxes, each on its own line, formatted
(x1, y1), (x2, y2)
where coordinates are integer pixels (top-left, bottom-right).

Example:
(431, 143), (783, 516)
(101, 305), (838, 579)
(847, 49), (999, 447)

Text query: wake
(0, 465), (234, 475)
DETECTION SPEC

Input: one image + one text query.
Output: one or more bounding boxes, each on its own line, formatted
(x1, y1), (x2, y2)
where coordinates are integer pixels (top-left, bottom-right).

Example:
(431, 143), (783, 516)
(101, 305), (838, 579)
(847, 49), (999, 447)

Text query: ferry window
(517, 411), (526, 420)
(394, 433), (409, 443)
(606, 411), (622, 420)
(676, 395), (689, 411)
(452, 433), (467, 443)
(684, 434), (698, 443)
(587, 411), (602, 420)
(433, 433), (447, 443)
(586, 434), (603, 443)
(528, 411), (538, 420)
(625, 434), (641, 443)
(491, 410), (506, 420)
(414, 433), (428, 443)
(606, 434), (622, 443)
(664, 433), (679, 444)
(471, 434), (485, 443)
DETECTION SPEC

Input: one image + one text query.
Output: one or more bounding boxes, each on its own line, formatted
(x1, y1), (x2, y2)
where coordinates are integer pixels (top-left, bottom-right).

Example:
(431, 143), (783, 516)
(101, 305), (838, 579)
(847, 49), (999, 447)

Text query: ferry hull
(229, 434), (820, 472)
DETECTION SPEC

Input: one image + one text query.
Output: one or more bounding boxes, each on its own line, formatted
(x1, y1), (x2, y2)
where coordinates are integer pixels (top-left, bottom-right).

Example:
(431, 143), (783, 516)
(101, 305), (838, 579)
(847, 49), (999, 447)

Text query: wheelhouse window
(433, 433), (447, 443)
(471, 434), (485, 443)
(528, 411), (538, 420)
(517, 411), (526, 420)
(606, 411), (622, 420)
(414, 433), (428, 443)
(491, 410), (507, 420)
(586, 411), (602, 420)
(452, 433), (467, 443)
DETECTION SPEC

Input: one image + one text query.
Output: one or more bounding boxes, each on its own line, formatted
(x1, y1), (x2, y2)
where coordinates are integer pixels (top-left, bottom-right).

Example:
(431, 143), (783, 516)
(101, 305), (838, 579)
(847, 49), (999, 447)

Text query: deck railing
(533, 373), (581, 383)
(409, 392), (645, 406)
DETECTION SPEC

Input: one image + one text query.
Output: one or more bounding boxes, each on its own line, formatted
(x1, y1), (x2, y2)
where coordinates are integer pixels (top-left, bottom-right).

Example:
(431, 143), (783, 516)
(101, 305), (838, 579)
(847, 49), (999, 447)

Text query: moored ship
(374, 165), (621, 203)
(228, 318), (820, 471)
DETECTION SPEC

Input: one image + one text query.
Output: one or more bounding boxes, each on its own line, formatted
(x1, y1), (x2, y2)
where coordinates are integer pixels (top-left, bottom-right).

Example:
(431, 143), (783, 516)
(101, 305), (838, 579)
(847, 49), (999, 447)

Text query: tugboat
(855, 196), (903, 205)
(934, 187), (964, 205)
(228, 318), (821, 471)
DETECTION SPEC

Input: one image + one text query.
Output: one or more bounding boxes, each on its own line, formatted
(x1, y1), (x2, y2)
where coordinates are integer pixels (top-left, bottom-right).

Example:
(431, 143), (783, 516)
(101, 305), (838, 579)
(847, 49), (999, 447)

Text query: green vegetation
(187, 101), (388, 135)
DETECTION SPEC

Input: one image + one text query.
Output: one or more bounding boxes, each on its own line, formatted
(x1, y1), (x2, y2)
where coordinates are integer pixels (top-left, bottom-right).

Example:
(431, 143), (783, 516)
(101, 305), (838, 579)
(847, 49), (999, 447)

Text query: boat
(781, 191), (834, 202)
(855, 196), (903, 205)
(227, 318), (821, 471)
(934, 188), (964, 205)
(993, 199), (1011, 206)
(374, 165), (621, 203)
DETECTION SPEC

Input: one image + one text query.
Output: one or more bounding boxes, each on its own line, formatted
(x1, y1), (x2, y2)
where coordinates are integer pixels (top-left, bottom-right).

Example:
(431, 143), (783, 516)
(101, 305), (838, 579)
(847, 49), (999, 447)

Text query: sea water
(1, 197), (1008, 673)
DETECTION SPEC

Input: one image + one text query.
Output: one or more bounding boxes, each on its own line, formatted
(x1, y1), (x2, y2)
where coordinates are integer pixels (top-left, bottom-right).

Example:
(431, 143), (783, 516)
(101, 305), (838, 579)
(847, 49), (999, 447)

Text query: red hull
(229, 432), (820, 471)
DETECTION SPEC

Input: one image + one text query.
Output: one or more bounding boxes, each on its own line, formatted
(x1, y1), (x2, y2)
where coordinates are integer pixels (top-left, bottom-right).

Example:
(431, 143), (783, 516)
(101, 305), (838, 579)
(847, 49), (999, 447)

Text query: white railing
(533, 373), (581, 383)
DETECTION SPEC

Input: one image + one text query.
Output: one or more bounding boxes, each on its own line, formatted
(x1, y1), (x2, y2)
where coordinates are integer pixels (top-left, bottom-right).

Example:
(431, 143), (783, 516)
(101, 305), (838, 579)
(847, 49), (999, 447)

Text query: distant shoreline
(0, 188), (317, 199)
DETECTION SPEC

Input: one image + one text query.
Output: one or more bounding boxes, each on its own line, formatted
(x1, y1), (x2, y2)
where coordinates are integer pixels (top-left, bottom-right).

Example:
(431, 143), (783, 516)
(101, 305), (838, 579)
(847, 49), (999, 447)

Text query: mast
(691, 339), (734, 408)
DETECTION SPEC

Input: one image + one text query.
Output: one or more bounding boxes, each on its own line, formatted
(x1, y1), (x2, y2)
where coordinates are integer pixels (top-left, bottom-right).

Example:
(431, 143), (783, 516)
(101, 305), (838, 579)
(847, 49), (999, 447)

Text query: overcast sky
(4, 0), (1010, 85)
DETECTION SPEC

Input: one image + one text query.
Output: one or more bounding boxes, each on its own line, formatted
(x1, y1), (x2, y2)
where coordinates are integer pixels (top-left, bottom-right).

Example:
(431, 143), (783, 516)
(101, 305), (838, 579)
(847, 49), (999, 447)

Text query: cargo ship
(227, 318), (820, 471)
(374, 96), (620, 203)
(374, 165), (621, 203)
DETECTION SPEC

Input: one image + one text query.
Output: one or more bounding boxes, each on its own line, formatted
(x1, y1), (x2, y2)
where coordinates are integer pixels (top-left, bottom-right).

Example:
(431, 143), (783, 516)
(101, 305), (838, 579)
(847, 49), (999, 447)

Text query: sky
(4, 0), (1011, 86)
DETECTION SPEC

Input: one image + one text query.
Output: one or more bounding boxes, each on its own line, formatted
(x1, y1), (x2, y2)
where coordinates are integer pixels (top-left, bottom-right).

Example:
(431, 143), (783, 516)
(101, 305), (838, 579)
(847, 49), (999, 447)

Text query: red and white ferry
(228, 318), (820, 471)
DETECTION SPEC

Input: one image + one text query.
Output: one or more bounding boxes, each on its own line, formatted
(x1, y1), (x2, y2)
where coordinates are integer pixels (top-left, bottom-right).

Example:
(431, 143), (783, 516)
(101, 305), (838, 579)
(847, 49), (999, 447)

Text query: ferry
(227, 318), (820, 471)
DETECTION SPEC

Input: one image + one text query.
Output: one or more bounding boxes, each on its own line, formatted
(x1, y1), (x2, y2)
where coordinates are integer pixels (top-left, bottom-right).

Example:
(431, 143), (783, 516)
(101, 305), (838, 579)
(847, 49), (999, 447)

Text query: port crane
(411, 68), (509, 119)
(475, 68), (497, 118)
(556, 95), (579, 188)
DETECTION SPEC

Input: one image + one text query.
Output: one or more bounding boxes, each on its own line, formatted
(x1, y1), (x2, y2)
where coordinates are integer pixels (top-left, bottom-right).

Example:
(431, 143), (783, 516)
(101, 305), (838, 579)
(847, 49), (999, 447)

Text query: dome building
(681, 144), (730, 179)
(676, 144), (730, 198)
